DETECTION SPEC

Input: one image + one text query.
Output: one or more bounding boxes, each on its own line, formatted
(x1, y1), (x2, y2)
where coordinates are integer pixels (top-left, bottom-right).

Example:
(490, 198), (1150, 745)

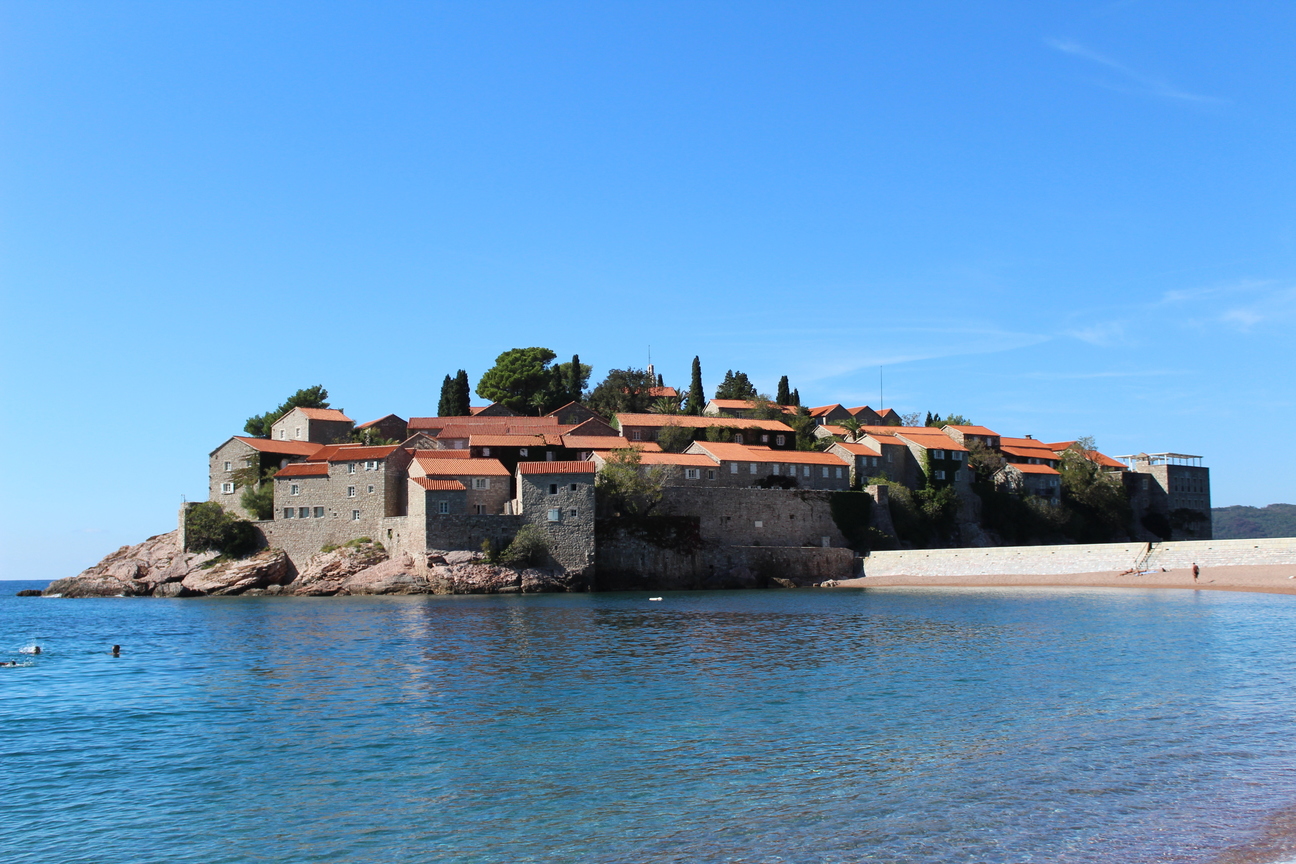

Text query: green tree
(595, 448), (670, 516)
(776, 376), (791, 406)
(437, 375), (454, 416)
(790, 388), (801, 407)
(184, 502), (260, 558)
(565, 354), (586, 403)
(684, 356), (705, 416)
(587, 368), (658, 418)
(965, 439), (1005, 481)
(786, 410), (820, 451)
(243, 385), (330, 438)
(649, 396), (681, 415)
(452, 370), (471, 415)
(476, 348), (558, 414)
(656, 422), (696, 453)
(714, 370), (757, 400)
(240, 482), (276, 521)
(499, 524), (550, 567)
(1058, 437), (1132, 541)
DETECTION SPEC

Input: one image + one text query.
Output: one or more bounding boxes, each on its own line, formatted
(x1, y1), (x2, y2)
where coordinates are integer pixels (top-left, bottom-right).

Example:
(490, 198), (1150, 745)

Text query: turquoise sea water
(4, 581), (1296, 863)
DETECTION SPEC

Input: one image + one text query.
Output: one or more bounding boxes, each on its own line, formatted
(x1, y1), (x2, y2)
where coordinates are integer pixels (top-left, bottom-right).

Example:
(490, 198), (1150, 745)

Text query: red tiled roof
(357, 414), (405, 430)
(291, 407), (352, 422)
(411, 449), (473, 459)
(516, 461), (596, 475)
(408, 415), (562, 431)
(1045, 442), (1126, 469)
(616, 414), (794, 432)
(1004, 463), (1060, 476)
(819, 425), (851, 437)
(858, 425), (927, 435)
(561, 435), (658, 451)
(895, 431), (969, 452)
(275, 462), (329, 478)
(944, 425), (999, 437)
(229, 437), (325, 457)
(689, 442), (848, 465)
(846, 406), (877, 416)
(317, 445), (401, 462)
(1000, 445), (1059, 463)
(808, 404), (844, 417)
(708, 399), (797, 415)
(831, 442), (882, 457)
(412, 477), (467, 491)
(648, 386), (679, 397)
(876, 408), (897, 419)
(416, 457), (511, 477)
(633, 452), (716, 466)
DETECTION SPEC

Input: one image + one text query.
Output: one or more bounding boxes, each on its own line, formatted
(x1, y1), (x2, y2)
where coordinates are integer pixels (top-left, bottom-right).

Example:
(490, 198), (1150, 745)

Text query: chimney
(1025, 434), (1032, 439)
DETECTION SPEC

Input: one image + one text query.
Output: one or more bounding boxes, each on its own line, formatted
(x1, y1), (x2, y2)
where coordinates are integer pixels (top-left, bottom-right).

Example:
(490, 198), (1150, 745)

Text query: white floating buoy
(649, 596), (663, 601)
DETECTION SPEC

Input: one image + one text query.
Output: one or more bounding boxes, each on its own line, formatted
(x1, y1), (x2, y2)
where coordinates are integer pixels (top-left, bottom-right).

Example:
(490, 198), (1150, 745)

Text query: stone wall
(209, 439), (257, 518)
(516, 470), (596, 572)
(862, 537), (1296, 577)
(654, 486), (850, 548)
(596, 532), (855, 590)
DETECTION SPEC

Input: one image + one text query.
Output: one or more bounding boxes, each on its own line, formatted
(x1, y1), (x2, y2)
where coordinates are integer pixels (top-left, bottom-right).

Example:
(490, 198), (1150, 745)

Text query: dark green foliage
(1142, 511), (1173, 540)
(438, 375), (454, 416)
(500, 524), (550, 567)
(649, 396), (681, 415)
(704, 425), (732, 443)
(655, 423), (695, 453)
(790, 388), (801, 407)
(240, 482), (275, 521)
(566, 354), (586, 403)
(747, 394), (786, 421)
(1211, 503), (1296, 539)
(184, 503), (260, 558)
(438, 372), (471, 416)
(974, 484), (1069, 545)
(924, 412), (972, 428)
(476, 348), (558, 414)
(244, 385), (330, 438)
(786, 411), (820, 451)
(595, 448), (669, 515)
(684, 356), (705, 416)
(965, 439), (1005, 481)
(351, 427), (398, 446)
(588, 368), (658, 418)
(1170, 508), (1211, 539)
(830, 491), (893, 551)
(714, 370), (756, 400)
(776, 376), (791, 405)
(1058, 439), (1131, 541)
(869, 478), (959, 547)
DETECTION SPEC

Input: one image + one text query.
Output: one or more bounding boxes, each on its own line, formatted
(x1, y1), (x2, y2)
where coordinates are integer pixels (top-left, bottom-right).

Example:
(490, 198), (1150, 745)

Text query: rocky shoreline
(42, 531), (588, 598)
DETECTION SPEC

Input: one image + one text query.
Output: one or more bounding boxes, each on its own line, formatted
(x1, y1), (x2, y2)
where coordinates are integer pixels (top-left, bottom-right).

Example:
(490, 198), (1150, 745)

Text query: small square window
(733, 434), (743, 444)
(437, 501), (449, 515)
(223, 461), (231, 471)
(519, 448), (528, 457)
(685, 468), (700, 480)
(730, 463), (738, 474)
(935, 470), (946, 480)
(568, 508), (578, 517)
(632, 430), (642, 440)
(313, 506), (324, 518)
(221, 482), (235, 494)
(546, 452), (555, 461)
(761, 434), (769, 443)
(367, 485), (375, 493)
(932, 449), (945, 460)
(707, 469), (716, 480)
(290, 484), (299, 496)
(547, 508), (561, 522)
(570, 484), (577, 491)
(482, 447), (491, 457)
(298, 507), (309, 519)
(549, 484), (558, 495)
(474, 478), (489, 490)
(348, 463), (356, 474)
(352, 510), (361, 521)
(776, 435), (785, 446)
(347, 486), (356, 498)
(953, 451), (964, 462)
(283, 508), (294, 519)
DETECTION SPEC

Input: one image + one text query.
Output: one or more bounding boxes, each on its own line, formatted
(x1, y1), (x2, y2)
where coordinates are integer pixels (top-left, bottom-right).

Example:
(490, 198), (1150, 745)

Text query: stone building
(272, 444), (412, 525)
(514, 462), (597, 573)
(1118, 452), (1213, 540)
(589, 451), (722, 486)
(355, 414), (407, 442)
(208, 436), (324, 518)
(682, 441), (852, 490)
(826, 441), (884, 487)
(614, 414), (797, 449)
(941, 424), (1001, 450)
(892, 429), (972, 491)
(408, 452), (512, 514)
(994, 463), (1061, 501)
(270, 407), (354, 444)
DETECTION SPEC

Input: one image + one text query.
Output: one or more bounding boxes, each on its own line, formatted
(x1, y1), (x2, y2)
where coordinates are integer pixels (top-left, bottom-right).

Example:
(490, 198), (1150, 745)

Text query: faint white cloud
(1047, 39), (1224, 104)
(1067, 320), (1126, 347)
(1021, 369), (1176, 381)
(1219, 284), (1296, 331)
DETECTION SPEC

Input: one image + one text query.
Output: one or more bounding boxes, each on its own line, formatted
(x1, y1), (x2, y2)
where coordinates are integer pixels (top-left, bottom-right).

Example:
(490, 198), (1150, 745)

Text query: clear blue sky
(2, 2), (1293, 578)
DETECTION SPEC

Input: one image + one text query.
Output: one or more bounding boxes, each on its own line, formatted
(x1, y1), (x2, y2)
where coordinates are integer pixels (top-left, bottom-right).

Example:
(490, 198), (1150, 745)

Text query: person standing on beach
(1192, 563), (1200, 582)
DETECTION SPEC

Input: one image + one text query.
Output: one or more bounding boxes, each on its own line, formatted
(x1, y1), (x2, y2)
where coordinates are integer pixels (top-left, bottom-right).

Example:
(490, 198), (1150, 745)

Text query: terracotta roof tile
(1003, 463), (1060, 476)
(1000, 445), (1059, 463)
(615, 414), (794, 432)
(808, 404), (845, 417)
(944, 425), (1000, 437)
(469, 434), (548, 448)
(689, 442), (848, 465)
(562, 436), (661, 451)
(229, 437), (325, 457)
(275, 462), (329, 478)
(317, 445), (402, 462)
(831, 442), (882, 457)
(411, 449), (472, 459)
(415, 457), (511, 477)
(894, 431), (970, 452)
(819, 425), (851, 437)
(357, 414), (405, 430)
(292, 407), (352, 422)
(516, 461), (596, 475)
(412, 477), (467, 491)
(1045, 442), (1126, 469)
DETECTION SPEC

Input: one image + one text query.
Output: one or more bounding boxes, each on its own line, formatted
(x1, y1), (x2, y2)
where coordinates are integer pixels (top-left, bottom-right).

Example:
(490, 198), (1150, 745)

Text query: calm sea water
(4, 580), (1296, 864)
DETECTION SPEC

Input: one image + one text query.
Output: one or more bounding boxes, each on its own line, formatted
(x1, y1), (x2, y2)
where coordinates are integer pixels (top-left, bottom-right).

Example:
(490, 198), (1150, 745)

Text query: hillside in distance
(1211, 504), (1296, 540)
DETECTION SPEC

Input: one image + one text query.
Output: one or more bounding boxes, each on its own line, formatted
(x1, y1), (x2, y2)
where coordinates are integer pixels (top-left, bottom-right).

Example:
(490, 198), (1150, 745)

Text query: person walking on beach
(1192, 563), (1200, 583)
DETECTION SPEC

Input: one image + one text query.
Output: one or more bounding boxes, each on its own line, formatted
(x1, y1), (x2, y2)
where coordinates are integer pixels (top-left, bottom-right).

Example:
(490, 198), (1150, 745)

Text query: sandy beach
(831, 564), (1296, 596)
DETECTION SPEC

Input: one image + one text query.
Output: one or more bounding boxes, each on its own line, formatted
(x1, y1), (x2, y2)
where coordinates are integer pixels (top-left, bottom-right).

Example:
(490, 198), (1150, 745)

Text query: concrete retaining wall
(863, 537), (1296, 577)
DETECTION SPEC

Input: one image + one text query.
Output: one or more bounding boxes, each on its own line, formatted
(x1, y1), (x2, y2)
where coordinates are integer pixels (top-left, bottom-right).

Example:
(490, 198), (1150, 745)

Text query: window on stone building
(348, 463), (356, 474)
(802, 466), (809, 477)
(821, 467), (829, 478)
(482, 447), (491, 457)
(352, 510), (361, 521)
(290, 484), (299, 496)
(368, 485), (375, 493)
(932, 449), (945, 460)
(749, 463), (757, 474)
(298, 507), (309, 519)
(437, 501), (449, 515)
(475, 505), (486, 515)
(474, 478), (490, 490)
(733, 434), (743, 444)
(546, 452), (555, 461)
(935, 470), (946, 480)
(279, 429), (286, 440)
(314, 507), (324, 518)
(836, 467), (843, 479)
(707, 469), (716, 480)
(761, 435), (769, 443)
(569, 508), (578, 518)
(549, 484), (558, 495)
(632, 430), (642, 440)
(294, 427), (301, 438)
(771, 464), (780, 475)
(569, 484), (577, 491)
(347, 486), (356, 497)
(729, 462), (738, 474)
(953, 471), (962, 482)
(224, 461), (231, 471)
(547, 508), (561, 522)
(221, 482), (235, 494)
(519, 448), (528, 457)
(953, 451), (964, 461)
(685, 468), (700, 480)
(284, 508), (294, 519)
(776, 435), (785, 446)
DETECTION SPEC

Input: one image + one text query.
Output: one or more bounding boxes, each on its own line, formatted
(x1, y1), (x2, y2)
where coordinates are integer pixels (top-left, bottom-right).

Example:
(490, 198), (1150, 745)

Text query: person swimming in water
(112, 645), (120, 656)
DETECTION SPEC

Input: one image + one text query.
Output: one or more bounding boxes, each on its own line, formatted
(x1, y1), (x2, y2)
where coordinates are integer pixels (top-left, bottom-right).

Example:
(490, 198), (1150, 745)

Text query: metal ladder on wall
(1131, 541), (1154, 573)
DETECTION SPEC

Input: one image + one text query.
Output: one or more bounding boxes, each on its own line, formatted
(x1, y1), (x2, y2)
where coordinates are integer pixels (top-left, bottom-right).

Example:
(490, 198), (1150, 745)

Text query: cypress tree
(453, 369), (471, 415)
(657, 373), (664, 388)
(791, 388), (800, 407)
(437, 375), (454, 416)
(776, 375), (791, 406)
(685, 356), (704, 415)
(569, 354), (582, 402)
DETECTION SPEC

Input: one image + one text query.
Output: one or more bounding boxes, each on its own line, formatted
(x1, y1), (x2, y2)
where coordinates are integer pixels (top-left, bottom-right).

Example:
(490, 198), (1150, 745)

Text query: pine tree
(437, 375), (454, 416)
(452, 369), (471, 415)
(685, 356), (705, 415)
(776, 375), (791, 405)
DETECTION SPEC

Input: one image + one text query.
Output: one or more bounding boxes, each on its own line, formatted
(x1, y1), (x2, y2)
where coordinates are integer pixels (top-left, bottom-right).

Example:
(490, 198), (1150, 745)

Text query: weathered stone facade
(515, 462), (596, 573)
(682, 442), (852, 491)
(271, 406), (354, 444)
(208, 436), (322, 519)
(654, 487), (850, 548)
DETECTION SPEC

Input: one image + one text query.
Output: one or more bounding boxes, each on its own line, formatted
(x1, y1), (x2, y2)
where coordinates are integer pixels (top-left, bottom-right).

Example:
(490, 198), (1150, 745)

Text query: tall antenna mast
(880, 365), (884, 409)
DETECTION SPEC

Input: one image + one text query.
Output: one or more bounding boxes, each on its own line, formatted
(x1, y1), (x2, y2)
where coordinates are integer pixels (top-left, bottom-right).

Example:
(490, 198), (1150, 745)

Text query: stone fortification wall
(655, 487), (850, 548)
(258, 515), (411, 572)
(425, 514), (525, 557)
(863, 537), (1296, 577)
(596, 533), (855, 590)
